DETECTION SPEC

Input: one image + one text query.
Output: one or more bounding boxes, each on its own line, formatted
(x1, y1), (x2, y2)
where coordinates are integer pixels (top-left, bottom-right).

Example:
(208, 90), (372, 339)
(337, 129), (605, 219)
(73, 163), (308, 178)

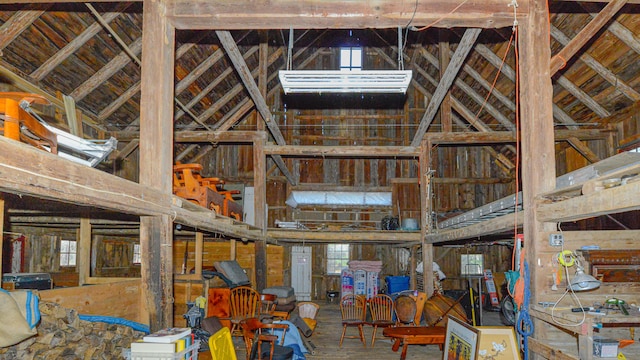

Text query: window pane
(61, 240), (69, 252)
(68, 254), (76, 266)
(340, 48), (351, 67)
(351, 48), (362, 67)
(60, 254), (68, 266)
(69, 241), (76, 252)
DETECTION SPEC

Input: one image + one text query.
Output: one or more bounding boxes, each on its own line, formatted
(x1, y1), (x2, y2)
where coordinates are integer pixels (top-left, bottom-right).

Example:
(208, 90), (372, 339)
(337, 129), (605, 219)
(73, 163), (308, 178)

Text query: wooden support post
(420, 139), (435, 297)
(195, 232), (203, 277)
(519, 0), (557, 352)
(140, 216), (173, 330)
(229, 239), (236, 260)
(254, 133), (267, 291)
(140, 0), (175, 331)
(410, 245), (418, 290)
(77, 216), (91, 286)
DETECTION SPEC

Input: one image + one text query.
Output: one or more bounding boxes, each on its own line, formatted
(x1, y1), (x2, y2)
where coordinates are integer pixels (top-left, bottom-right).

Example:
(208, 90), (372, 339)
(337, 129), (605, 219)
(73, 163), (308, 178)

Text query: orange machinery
(173, 163), (243, 221)
(0, 92), (58, 154)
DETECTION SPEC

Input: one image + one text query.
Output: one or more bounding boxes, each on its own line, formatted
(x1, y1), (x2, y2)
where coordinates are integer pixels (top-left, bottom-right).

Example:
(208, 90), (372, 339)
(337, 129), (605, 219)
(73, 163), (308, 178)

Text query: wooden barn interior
(1, 0), (640, 359)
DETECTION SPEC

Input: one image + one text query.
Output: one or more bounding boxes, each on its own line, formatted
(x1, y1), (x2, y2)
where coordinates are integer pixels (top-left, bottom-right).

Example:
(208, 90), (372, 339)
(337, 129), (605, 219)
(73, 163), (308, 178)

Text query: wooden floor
(201, 301), (508, 360)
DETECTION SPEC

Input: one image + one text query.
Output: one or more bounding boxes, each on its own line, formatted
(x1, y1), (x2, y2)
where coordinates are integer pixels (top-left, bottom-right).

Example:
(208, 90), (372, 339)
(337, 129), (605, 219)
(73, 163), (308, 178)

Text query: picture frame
(445, 315), (480, 360)
(476, 326), (521, 360)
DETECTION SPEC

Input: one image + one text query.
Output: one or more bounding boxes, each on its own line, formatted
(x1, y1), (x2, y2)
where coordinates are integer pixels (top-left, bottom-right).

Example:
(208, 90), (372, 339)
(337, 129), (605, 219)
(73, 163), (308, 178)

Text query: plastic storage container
(385, 276), (410, 294)
(593, 337), (618, 358)
(126, 340), (200, 360)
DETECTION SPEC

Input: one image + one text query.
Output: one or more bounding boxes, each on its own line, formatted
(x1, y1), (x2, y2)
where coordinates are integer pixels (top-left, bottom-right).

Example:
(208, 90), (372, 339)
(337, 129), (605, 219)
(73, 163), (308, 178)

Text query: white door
(291, 246), (312, 301)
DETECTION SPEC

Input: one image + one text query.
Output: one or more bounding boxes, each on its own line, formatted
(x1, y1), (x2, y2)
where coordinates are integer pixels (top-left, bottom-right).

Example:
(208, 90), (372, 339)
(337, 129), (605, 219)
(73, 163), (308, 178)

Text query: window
(340, 47), (362, 71)
(60, 240), (77, 267)
(133, 244), (141, 264)
(326, 244), (350, 274)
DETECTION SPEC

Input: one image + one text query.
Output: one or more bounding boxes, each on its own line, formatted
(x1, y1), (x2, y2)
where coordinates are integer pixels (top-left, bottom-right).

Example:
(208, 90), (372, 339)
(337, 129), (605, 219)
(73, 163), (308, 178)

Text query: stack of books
(130, 327), (196, 360)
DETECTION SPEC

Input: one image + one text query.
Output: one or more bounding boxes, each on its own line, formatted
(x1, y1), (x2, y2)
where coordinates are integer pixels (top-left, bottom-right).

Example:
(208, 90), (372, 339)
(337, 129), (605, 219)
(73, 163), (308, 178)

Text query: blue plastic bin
(385, 276), (410, 294)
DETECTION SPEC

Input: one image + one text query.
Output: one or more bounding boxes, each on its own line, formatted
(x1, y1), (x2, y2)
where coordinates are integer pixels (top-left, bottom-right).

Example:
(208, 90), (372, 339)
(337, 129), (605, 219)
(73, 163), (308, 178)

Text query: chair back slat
(368, 294), (395, 322)
(340, 294), (366, 322)
(230, 286), (260, 320)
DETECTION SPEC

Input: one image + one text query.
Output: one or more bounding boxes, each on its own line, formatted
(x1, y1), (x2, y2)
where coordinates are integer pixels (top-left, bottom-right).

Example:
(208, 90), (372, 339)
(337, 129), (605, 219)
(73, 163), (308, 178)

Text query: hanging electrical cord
(516, 261), (533, 360)
(410, 0), (470, 31)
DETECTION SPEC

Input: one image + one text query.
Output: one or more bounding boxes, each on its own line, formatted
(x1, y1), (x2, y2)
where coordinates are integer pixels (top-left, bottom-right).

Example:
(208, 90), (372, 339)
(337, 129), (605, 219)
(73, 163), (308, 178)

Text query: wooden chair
(240, 317), (292, 360)
(297, 301), (320, 336)
(229, 286), (260, 336)
(339, 294), (367, 348)
(209, 327), (237, 360)
(367, 294), (396, 347)
(259, 293), (277, 319)
(394, 294), (417, 326)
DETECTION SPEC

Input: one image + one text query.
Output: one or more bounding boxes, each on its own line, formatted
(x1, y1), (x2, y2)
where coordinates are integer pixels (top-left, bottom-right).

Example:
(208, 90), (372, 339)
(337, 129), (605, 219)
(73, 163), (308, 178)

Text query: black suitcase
(2, 272), (52, 290)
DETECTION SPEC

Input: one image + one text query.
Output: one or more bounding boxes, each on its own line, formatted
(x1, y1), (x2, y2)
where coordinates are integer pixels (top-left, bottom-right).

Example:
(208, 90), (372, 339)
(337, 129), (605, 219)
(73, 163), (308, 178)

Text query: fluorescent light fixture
(285, 191), (391, 208)
(20, 101), (117, 167)
(279, 70), (412, 94)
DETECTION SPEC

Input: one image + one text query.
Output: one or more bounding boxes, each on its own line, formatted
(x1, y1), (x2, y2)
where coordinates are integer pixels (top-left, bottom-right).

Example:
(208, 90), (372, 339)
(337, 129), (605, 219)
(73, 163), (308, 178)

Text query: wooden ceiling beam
(551, 25), (640, 101)
(550, 0), (627, 76)
(411, 28), (481, 146)
(30, 4), (130, 81)
(98, 81), (141, 121)
(216, 31), (285, 145)
(474, 43), (580, 128)
(581, 2), (640, 54)
(264, 145), (420, 157)
(566, 137), (601, 163)
(166, 0), (526, 30)
(216, 30), (295, 185)
(103, 40), (203, 125)
(374, 45), (516, 171)
(0, 6), (50, 50)
(70, 37), (142, 101)
(175, 46), (261, 124)
(419, 47), (516, 131)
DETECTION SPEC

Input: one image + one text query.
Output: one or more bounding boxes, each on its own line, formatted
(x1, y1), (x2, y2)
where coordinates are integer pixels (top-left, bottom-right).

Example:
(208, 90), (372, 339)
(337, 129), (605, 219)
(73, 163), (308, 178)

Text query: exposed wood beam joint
(411, 28), (481, 146)
(550, 0), (627, 76)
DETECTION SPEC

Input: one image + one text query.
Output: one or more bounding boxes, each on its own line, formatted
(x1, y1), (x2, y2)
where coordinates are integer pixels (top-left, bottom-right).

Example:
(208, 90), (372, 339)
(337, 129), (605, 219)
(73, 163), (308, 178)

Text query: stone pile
(0, 301), (145, 359)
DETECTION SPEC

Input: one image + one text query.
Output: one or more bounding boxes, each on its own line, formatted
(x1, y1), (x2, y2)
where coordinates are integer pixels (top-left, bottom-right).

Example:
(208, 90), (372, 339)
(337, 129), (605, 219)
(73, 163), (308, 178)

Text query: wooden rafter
(215, 31), (296, 185)
(549, 0), (628, 76)
(31, 4), (131, 81)
(566, 137), (601, 163)
(373, 47), (517, 171)
(70, 37), (143, 101)
(100, 39), (204, 124)
(0, 6), (50, 50)
(98, 81), (141, 121)
(411, 28), (481, 147)
(474, 43), (582, 127)
(550, 25), (640, 101)
(581, 2), (640, 53)
(216, 31), (286, 145)
(419, 47), (516, 131)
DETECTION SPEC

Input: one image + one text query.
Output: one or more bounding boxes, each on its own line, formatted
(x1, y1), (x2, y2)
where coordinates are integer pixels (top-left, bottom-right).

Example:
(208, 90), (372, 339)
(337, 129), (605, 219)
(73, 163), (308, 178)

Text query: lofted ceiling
(0, 1), (638, 175)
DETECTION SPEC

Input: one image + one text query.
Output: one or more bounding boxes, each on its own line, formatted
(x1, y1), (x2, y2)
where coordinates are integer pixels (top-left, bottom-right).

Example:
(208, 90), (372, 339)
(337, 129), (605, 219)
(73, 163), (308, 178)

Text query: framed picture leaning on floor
(444, 315), (479, 360)
(476, 326), (521, 360)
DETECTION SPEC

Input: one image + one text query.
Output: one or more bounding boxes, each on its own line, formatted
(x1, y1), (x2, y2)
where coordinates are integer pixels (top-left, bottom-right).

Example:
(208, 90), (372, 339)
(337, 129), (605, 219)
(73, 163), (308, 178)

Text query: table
(383, 326), (446, 360)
